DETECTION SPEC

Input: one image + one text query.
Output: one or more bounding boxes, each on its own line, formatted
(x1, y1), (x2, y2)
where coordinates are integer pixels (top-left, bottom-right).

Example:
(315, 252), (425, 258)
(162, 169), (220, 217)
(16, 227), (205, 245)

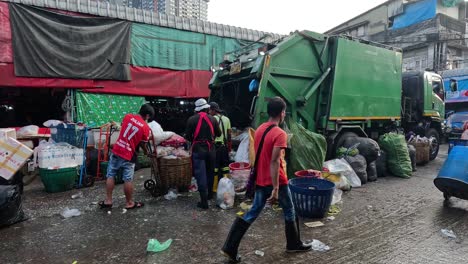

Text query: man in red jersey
(221, 97), (311, 262)
(99, 104), (154, 210)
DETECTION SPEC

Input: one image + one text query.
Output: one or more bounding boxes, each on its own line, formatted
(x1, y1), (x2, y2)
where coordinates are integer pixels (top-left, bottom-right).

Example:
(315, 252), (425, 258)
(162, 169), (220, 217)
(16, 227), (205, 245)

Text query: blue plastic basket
(289, 178), (335, 219)
(51, 124), (86, 148)
(448, 139), (468, 154)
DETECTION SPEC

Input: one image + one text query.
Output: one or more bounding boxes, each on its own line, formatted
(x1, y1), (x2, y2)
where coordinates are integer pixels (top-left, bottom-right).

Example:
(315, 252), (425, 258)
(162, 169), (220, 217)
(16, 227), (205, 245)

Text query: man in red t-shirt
(222, 97), (311, 263)
(99, 104), (153, 210)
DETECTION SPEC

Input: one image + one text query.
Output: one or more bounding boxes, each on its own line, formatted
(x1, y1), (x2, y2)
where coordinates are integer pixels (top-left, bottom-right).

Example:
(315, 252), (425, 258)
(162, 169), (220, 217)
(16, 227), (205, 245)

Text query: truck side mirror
(450, 79), (458, 92)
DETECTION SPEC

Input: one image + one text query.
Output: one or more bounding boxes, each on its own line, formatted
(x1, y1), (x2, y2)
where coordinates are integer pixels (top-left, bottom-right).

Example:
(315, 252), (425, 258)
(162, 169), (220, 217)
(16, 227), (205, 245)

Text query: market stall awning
(0, 63), (212, 98)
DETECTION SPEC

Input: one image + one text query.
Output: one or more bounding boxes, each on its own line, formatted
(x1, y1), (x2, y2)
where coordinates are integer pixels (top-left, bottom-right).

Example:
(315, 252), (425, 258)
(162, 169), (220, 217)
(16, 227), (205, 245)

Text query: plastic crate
(100, 161), (124, 184)
(448, 139), (468, 154)
(51, 124), (86, 148)
(39, 167), (77, 193)
(289, 178), (335, 218)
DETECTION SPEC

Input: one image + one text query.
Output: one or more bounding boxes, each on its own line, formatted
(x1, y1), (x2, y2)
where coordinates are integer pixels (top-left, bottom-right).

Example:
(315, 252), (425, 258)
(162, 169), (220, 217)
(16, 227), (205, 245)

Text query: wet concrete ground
(1, 144), (468, 264)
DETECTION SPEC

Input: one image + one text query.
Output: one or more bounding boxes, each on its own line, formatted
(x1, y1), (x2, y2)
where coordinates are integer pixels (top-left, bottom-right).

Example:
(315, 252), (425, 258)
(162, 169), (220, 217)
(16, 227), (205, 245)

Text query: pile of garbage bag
(287, 122), (327, 175)
(343, 137), (380, 163)
(379, 133), (412, 178)
(0, 184), (26, 228)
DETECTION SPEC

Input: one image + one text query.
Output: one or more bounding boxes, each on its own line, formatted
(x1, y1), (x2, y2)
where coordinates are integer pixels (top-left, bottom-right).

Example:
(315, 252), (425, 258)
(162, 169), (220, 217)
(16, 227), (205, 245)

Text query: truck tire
(426, 128), (439, 161)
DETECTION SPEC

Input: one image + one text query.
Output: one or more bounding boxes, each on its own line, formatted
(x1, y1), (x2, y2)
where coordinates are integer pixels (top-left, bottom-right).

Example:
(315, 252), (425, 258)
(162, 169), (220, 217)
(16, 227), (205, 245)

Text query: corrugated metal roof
(441, 68), (468, 78)
(1, 0), (283, 42)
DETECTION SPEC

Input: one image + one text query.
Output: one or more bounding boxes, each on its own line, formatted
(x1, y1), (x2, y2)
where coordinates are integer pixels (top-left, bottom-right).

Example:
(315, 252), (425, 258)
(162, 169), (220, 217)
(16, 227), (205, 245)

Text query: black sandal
(98, 201), (113, 209)
(125, 201), (144, 210)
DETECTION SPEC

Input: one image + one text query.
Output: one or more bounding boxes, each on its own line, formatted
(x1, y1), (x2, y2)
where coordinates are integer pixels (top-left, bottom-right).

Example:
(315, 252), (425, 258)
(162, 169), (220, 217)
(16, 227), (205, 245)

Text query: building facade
(158, 0), (209, 20)
(326, 0), (468, 72)
(106, 0), (208, 20)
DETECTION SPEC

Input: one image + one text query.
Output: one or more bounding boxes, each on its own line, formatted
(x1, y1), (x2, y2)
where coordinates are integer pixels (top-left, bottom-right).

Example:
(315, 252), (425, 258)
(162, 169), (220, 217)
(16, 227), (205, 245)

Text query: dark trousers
(214, 143), (230, 191)
(192, 151), (216, 193)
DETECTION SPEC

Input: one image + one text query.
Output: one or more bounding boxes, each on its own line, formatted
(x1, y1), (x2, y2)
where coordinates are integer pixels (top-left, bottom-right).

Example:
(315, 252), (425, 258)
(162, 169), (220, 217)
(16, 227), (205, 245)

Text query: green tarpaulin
(441, 0), (462, 7)
(131, 23), (254, 71)
(76, 92), (145, 127)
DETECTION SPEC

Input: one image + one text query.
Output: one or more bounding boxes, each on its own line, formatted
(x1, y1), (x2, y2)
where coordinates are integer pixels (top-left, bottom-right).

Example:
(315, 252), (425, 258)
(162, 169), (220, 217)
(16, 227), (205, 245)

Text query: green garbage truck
(209, 31), (444, 160)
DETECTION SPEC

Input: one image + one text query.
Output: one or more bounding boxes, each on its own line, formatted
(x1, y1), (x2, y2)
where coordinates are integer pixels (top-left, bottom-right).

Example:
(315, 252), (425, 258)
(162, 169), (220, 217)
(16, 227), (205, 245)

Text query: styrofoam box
(37, 146), (84, 169)
(0, 128), (16, 140)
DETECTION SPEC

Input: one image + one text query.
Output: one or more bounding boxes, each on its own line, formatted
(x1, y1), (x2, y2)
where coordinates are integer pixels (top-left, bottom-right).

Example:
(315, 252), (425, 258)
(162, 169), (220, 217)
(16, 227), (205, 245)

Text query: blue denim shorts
(106, 153), (135, 182)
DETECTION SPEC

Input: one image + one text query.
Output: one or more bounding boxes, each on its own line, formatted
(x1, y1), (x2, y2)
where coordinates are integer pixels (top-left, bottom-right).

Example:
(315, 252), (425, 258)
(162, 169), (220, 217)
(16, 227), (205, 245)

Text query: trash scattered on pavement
(72, 261), (78, 264)
(122, 209), (127, 214)
(328, 204), (341, 216)
(367, 205), (373, 210)
(327, 216), (335, 221)
(240, 202), (252, 211)
(107, 211), (111, 215)
(164, 189), (178, 200)
(71, 192), (83, 199)
(309, 239), (330, 252)
(91, 201), (98, 205)
(60, 208), (81, 219)
(119, 195), (126, 199)
(441, 229), (457, 239)
(236, 211), (244, 216)
(304, 221), (325, 228)
(147, 239), (173, 253)
(254, 250), (264, 257)
(272, 204), (282, 211)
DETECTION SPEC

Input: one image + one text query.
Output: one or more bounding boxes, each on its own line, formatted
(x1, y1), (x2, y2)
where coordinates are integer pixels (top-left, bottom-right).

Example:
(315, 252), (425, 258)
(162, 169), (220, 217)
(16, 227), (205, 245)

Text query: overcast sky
(208, 0), (389, 34)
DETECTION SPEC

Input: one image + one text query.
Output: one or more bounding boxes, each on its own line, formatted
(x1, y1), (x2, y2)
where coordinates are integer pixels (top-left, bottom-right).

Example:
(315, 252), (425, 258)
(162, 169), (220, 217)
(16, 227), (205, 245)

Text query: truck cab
(402, 71), (445, 160)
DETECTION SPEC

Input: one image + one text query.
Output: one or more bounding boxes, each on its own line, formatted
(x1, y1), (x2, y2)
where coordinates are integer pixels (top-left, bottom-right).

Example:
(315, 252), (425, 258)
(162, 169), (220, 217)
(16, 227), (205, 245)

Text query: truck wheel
(333, 132), (359, 158)
(426, 128), (439, 161)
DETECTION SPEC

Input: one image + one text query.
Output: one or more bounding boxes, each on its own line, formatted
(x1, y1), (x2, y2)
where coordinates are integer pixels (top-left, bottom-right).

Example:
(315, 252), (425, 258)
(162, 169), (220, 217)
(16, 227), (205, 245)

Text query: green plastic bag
(147, 239), (173, 253)
(287, 122), (327, 177)
(378, 133), (412, 178)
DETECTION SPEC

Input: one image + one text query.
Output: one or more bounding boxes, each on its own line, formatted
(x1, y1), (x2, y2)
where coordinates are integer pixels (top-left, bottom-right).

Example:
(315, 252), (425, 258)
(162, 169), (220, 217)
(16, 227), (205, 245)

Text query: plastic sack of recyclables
(216, 177), (235, 209)
(323, 158), (361, 188)
(287, 121), (327, 175)
(378, 133), (412, 178)
(35, 141), (84, 169)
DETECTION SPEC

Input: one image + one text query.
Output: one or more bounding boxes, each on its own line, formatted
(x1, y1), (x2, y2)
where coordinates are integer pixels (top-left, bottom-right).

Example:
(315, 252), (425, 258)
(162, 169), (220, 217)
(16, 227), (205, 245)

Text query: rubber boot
(285, 217), (312, 253)
(197, 191), (209, 209)
(221, 217), (251, 263)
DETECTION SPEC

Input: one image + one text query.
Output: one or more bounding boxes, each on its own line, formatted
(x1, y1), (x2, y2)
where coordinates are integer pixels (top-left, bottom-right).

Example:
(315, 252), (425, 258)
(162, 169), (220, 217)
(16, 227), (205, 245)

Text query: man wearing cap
(185, 99), (221, 209)
(209, 102), (232, 196)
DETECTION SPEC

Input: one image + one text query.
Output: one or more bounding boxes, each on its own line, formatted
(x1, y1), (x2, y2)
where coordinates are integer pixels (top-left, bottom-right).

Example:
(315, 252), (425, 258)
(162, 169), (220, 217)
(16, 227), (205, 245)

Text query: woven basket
(158, 156), (192, 191)
(409, 142), (430, 164)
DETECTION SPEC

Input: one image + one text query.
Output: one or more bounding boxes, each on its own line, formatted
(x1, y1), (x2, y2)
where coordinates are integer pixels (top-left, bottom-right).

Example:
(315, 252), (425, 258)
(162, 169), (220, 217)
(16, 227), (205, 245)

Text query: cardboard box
(0, 137), (34, 180)
(37, 145), (84, 169)
(0, 128), (16, 140)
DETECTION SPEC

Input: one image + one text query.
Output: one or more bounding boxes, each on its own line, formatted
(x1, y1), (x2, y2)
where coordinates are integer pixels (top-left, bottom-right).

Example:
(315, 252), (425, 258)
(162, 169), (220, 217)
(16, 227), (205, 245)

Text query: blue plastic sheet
(391, 0), (436, 30)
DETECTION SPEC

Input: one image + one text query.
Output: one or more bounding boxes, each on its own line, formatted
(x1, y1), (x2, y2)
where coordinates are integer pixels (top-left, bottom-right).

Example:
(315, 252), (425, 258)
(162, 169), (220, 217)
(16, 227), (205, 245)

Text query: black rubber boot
(285, 217), (312, 253)
(197, 191), (209, 209)
(221, 217), (251, 263)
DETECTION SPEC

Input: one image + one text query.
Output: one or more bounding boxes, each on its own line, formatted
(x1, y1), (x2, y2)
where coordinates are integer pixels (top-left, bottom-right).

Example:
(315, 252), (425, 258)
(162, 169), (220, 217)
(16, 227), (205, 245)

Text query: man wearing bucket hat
(221, 97), (311, 262)
(185, 98), (221, 209)
(208, 102), (232, 197)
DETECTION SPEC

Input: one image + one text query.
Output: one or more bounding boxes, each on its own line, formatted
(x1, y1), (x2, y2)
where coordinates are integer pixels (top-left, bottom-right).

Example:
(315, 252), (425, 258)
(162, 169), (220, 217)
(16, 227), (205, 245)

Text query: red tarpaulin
(0, 63), (212, 98)
(0, 2), (12, 63)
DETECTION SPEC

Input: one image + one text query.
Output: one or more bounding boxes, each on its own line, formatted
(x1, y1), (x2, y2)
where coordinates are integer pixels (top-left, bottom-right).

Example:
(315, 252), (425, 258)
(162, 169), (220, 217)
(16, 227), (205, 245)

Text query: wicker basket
(158, 156), (192, 192)
(409, 142), (430, 164)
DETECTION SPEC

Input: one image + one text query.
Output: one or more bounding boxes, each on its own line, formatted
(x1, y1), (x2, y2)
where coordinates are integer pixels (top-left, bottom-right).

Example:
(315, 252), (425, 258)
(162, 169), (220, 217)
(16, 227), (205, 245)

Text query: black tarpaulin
(9, 4), (131, 81)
